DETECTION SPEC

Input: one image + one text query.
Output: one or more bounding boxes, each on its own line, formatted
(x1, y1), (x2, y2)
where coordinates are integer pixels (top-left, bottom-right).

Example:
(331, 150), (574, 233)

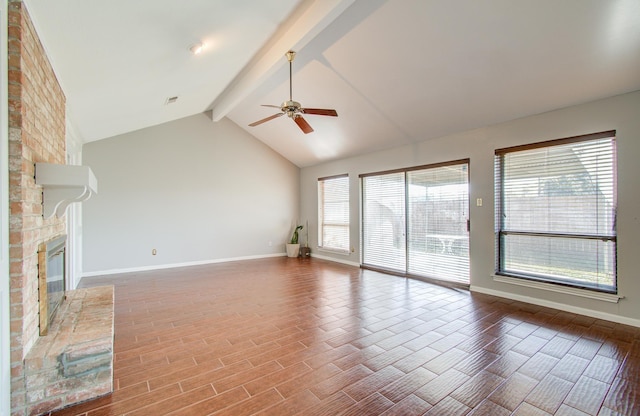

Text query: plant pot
(286, 243), (300, 257)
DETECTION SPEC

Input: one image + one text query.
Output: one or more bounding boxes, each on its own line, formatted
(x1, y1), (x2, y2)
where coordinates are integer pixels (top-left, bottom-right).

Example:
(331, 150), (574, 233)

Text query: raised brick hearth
(23, 286), (114, 415)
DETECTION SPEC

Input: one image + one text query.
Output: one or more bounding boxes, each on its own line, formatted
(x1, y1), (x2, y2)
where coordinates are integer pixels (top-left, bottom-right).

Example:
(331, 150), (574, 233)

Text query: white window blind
(362, 172), (406, 272)
(407, 164), (469, 284)
(495, 131), (617, 293)
(318, 175), (349, 252)
(361, 160), (470, 284)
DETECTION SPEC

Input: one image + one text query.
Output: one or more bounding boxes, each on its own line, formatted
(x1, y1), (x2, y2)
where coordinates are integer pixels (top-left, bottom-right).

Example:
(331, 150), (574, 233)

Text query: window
(495, 131), (617, 293)
(318, 175), (349, 252)
(361, 160), (470, 285)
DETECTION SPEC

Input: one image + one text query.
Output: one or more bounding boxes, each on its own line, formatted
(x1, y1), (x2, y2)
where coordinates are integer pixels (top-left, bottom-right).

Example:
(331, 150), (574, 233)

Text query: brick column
(7, 1), (67, 414)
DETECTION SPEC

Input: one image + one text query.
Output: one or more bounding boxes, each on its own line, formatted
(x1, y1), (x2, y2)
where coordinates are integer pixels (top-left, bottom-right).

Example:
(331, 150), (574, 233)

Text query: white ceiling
(25, 0), (640, 168)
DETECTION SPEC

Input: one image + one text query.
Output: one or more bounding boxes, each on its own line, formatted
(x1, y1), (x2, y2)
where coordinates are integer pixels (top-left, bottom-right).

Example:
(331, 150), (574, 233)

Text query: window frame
(494, 130), (617, 294)
(317, 174), (350, 253)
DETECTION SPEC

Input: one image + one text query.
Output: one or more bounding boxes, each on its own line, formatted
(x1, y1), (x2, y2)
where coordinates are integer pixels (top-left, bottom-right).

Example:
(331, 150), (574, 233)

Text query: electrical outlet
(476, 198), (483, 207)
(152, 248), (157, 255)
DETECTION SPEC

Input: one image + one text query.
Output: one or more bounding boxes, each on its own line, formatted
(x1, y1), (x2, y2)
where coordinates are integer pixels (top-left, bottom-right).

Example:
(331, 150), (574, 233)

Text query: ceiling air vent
(165, 96), (179, 105)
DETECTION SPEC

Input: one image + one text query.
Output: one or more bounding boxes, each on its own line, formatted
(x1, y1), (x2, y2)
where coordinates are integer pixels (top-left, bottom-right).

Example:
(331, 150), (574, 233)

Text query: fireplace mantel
(35, 163), (98, 218)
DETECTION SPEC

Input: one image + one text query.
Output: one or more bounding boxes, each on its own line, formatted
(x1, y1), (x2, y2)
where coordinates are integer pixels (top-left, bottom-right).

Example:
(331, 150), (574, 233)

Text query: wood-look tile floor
(49, 258), (640, 416)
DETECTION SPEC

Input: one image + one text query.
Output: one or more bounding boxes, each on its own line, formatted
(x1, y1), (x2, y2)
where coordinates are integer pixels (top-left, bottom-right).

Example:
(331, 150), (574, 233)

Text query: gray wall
(83, 113), (299, 274)
(301, 90), (640, 324)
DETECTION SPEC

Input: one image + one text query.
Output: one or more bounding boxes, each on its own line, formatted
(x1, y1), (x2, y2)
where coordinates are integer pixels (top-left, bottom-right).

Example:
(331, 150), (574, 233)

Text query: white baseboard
(82, 253), (286, 278)
(310, 253), (360, 267)
(470, 285), (640, 328)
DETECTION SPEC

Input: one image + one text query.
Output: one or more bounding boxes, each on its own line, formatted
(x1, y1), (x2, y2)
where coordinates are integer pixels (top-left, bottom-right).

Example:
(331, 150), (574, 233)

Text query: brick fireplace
(6, 1), (111, 415)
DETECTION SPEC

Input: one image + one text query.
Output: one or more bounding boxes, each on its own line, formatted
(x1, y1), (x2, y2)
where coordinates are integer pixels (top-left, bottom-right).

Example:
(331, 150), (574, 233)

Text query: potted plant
(286, 225), (303, 257)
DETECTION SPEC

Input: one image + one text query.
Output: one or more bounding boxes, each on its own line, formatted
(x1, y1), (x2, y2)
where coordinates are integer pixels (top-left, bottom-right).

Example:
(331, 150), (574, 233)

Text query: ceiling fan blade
(302, 108), (338, 117)
(261, 104), (282, 109)
(294, 116), (314, 134)
(248, 112), (283, 127)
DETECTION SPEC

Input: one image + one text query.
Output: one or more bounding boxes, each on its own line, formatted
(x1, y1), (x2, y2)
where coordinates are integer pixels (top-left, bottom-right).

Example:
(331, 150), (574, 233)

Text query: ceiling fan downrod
(286, 50), (296, 101)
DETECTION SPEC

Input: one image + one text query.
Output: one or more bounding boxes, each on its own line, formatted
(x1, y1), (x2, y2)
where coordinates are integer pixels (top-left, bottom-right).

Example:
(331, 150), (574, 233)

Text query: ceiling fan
(249, 50), (338, 134)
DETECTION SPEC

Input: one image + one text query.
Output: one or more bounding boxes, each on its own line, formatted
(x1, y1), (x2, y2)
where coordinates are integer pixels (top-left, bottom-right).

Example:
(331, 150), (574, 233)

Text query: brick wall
(7, 1), (67, 414)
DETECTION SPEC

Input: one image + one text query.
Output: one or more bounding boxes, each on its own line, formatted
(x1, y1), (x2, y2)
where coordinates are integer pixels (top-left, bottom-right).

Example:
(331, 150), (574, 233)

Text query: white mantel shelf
(35, 163), (98, 219)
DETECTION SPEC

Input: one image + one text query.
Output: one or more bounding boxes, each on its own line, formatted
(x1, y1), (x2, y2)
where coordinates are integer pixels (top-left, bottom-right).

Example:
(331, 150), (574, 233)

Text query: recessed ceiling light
(189, 42), (204, 55)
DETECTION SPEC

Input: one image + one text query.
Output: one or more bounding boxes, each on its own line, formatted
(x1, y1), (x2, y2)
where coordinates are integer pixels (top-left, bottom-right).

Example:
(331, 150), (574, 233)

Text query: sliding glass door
(362, 160), (470, 285)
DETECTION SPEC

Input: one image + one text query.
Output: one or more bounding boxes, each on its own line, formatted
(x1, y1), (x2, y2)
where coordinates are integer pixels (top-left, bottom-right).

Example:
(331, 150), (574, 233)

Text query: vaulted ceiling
(26, 0), (640, 167)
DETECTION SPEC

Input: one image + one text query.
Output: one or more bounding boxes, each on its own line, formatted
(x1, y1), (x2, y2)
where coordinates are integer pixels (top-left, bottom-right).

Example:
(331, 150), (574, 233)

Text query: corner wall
(82, 114), (299, 275)
(301, 90), (640, 325)
(7, 1), (66, 413)
(1, 1), (12, 414)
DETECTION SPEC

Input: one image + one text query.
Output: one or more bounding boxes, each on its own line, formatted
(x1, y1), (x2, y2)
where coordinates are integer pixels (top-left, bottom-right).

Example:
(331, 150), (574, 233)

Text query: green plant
(290, 225), (303, 244)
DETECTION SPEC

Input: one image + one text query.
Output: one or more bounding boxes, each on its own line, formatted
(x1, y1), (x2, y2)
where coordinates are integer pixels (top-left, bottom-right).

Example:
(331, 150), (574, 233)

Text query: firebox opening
(38, 235), (66, 335)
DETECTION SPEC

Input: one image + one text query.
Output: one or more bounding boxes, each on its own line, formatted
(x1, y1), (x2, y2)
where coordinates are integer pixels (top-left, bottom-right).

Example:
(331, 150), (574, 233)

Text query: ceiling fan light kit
(249, 50), (338, 134)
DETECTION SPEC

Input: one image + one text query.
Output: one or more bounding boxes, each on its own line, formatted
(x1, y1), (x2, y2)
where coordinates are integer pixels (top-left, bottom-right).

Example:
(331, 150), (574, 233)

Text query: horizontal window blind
(407, 164), (469, 284)
(495, 131), (617, 292)
(362, 172), (406, 272)
(318, 175), (349, 252)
